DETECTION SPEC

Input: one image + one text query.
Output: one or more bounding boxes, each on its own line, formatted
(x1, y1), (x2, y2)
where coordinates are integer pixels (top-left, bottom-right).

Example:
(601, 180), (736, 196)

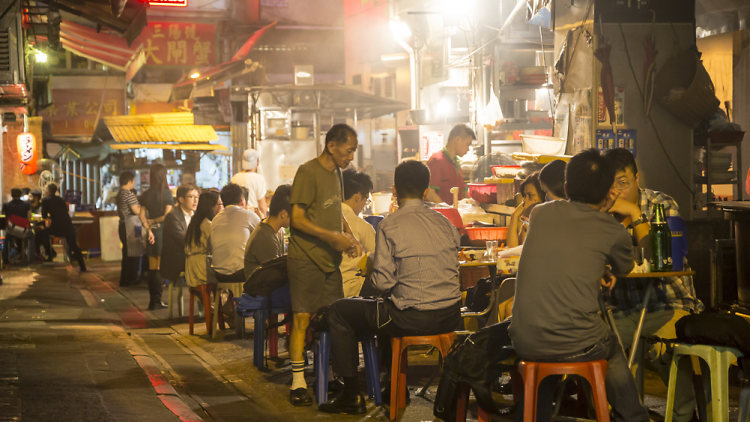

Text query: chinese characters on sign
(16, 133), (38, 175)
(41, 89), (124, 136)
(136, 22), (215, 66)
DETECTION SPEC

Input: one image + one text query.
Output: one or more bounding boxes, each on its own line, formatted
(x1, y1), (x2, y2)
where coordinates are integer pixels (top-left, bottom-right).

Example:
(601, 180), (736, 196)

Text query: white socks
(291, 360), (306, 390)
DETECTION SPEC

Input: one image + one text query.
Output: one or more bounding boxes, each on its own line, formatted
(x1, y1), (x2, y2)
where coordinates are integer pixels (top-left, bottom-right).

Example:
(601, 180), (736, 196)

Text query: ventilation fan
(33, 159), (64, 193)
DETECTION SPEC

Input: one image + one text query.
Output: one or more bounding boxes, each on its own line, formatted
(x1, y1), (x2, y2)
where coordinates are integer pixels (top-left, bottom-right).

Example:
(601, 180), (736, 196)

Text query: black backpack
(243, 255), (288, 297)
(675, 310), (750, 353)
(434, 319), (516, 421)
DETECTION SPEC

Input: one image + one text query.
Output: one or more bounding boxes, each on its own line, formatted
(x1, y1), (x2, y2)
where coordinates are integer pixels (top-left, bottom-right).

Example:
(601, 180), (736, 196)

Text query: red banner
(134, 22), (215, 67)
(41, 89), (125, 136)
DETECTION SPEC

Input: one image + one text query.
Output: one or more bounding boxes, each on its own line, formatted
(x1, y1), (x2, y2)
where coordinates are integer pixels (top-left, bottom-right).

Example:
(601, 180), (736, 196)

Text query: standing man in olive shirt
(288, 124), (360, 406)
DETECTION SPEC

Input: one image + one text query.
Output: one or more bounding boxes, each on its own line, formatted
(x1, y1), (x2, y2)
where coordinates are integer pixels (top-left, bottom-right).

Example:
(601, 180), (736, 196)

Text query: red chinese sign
(135, 22), (215, 67)
(149, 0), (187, 6)
(41, 89), (124, 136)
(17, 132), (37, 175)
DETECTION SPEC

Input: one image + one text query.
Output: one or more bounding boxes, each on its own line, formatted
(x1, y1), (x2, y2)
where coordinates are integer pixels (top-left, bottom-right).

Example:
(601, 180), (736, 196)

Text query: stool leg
(390, 338), (402, 421)
(398, 346), (408, 410)
(739, 388), (750, 422)
(521, 364), (538, 422)
(588, 361), (611, 422)
(455, 383), (470, 422)
(203, 287), (213, 335)
(168, 281), (174, 319)
(189, 290), (195, 335)
(711, 351), (732, 422)
(361, 335), (381, 405)
(315, 332), (330, 405)
(665, 353), (683, 422)
(253, 309), (267, 369)
(269, 314), (278, 358)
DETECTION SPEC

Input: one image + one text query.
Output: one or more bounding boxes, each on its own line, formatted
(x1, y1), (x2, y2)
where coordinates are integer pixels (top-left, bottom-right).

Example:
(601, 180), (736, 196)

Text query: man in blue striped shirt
(319, 160), (462, 414)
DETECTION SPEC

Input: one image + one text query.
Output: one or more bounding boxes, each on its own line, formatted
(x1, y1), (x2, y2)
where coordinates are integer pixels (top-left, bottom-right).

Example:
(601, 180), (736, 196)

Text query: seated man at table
(2, 187), (34, 265)
(161, 183), (199, 288)
(211, 183), (261, 288)
(36, 183), (87, 272)
(340, 169), (376, 297)
(244, 184), (292, 278)
(508, 149), (649, 422)
(603, 148), (703, 422)
(319, 160), (462, 414)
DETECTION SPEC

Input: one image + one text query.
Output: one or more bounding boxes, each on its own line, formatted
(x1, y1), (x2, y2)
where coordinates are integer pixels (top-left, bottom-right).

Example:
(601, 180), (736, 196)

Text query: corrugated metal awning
(91, 112), (227, 151)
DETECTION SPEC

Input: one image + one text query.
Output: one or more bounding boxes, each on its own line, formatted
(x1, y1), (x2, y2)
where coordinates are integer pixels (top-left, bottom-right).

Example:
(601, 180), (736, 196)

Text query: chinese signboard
(41, 89), (124, 136)
(16, 133), (37, 175)
(135, 22), (215, 67)
(149, 0), (188, 6)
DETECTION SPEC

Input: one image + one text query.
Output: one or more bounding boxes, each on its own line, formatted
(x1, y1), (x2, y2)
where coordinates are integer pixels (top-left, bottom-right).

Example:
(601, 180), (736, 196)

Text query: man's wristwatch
(627, 214), (648, 230)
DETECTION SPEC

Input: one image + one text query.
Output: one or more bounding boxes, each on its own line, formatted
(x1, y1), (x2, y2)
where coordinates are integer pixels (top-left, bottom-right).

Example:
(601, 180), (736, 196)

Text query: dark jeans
(328, 297), (461, 378)
(515, 331), (650, 422)
(36, 227), (86, 271)
(119, 223), (141, 286)
(215, 269), (245, 284)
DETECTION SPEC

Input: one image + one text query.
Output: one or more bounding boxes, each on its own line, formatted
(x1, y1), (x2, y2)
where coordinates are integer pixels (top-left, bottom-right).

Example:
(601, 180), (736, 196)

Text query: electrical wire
(617, 23), (694, 194)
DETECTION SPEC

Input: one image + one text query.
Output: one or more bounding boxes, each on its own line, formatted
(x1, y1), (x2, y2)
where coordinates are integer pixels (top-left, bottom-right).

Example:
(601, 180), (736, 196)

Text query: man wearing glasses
(161, 184), (199, 293)
(602, 148), (703, 422)
(340, 169), (376, 297)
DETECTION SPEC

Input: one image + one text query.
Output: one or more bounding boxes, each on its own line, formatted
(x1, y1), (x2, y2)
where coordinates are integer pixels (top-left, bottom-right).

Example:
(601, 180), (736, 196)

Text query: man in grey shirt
(509, 149), (649, 422)
(319, 160), (462, 415)
(244, 185), (291, 279)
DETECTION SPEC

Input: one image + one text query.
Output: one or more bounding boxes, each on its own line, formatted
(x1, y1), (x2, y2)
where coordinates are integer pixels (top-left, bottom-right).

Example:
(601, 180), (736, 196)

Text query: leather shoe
(318, 392), (366, 414)
(313, 379), (345, 397)
(290, 388), (312, 406)
(148, 301), (168, 310)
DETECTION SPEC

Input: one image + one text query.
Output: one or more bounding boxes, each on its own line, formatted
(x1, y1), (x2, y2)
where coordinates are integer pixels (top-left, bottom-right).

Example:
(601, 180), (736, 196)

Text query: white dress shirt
(340, 203), (376, 297)
(210, 205), (261, 276)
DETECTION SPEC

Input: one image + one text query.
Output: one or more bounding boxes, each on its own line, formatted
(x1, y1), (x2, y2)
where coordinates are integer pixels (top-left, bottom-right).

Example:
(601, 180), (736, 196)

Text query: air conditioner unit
(0, 6), (25, 85)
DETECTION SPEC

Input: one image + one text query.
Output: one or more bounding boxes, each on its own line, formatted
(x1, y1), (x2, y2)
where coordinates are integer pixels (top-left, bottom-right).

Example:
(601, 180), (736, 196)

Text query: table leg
(628, 279), (654, 368)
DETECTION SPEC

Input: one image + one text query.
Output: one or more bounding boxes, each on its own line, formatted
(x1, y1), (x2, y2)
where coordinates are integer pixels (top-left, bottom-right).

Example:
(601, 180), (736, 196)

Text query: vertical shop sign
(597, 85), (625, 126)
(17, 132), (38, 175)
(135, 22), (215, 66)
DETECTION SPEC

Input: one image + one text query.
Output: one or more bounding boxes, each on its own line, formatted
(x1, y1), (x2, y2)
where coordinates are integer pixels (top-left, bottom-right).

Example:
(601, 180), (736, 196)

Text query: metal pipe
(394, 36), (418, 110)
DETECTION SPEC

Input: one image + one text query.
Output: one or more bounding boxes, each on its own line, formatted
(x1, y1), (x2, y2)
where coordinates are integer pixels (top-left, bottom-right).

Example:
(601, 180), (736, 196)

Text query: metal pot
(409, 109), (431, 125)
(502, 99), (528, 121)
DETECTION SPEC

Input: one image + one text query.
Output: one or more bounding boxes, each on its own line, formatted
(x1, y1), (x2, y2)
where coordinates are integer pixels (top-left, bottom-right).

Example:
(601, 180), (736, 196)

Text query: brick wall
(2, 117), (42, 200)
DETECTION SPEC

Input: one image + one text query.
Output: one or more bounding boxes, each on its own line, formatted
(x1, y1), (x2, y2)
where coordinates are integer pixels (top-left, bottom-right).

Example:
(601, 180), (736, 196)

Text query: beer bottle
(650, 204), (672, 271)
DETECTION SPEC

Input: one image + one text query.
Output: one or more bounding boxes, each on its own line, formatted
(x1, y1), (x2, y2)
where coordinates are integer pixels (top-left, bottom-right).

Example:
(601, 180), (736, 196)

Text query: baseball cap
(242, 149), (259, 170)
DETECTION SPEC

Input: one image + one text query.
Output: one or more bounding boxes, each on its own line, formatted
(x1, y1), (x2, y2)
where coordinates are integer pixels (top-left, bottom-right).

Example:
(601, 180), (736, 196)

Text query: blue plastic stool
(314, 331), (382, 406)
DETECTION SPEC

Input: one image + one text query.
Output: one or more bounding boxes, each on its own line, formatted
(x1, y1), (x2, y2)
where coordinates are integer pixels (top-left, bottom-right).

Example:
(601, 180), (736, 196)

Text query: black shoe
(290, 388), (313, 406)
(318, 392), (367, 414)
(313, 379), (345, 397)
(148, 301), (168, 310)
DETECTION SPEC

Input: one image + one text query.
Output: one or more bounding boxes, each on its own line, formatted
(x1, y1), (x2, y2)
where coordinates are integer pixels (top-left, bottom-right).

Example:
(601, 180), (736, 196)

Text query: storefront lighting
(381, 53), (408, 62)
(389, 19), (411, 39)
(436, 98), (451, 116)
(295, 71), (311, 78)
(190, 72), (200, 79)
(34, 50), (47, 63)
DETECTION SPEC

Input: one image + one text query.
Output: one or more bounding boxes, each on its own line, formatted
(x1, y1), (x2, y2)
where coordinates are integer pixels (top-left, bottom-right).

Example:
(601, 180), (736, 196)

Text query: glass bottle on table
(649, 203), (672, 272)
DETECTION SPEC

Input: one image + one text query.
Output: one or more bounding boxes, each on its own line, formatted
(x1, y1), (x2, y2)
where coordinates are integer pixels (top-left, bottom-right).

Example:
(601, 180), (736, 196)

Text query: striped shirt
(608, 188), (705, 317)
(371, 199), (461, 311)
(117, 188), (139, 221)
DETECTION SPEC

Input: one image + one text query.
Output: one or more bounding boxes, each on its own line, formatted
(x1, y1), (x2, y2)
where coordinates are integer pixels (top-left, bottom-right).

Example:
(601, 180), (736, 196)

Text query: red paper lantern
(16, 132), (37, 175)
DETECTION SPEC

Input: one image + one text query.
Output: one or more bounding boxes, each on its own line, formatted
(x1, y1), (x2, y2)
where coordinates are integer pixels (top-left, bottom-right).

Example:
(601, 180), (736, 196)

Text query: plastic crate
(467, 183), (497, 204)
(465, 227), (508, 246)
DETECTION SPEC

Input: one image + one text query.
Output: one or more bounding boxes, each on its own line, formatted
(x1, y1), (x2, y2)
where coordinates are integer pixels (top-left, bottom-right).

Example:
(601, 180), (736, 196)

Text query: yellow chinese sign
(136, 22), (215, 66)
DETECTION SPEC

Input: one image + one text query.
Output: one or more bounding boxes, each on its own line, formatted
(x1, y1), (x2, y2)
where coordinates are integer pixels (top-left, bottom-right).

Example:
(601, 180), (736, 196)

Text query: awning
(91, 112), (227, 151)
(0, 84), (30, 106)
(59, 21), (141, 72)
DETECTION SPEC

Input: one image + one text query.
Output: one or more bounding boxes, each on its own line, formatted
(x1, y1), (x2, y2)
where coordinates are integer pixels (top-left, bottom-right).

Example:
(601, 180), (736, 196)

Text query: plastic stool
(249, 308), (289, 369)
(390, 333), (456, 420)
(517, 360), (610, 422)
(739, 386), (750, 422)
(188, 284), (218, 335)
(665, 343), (743, 422)
(167, 273), (185, 320)
(313, 332), (382, 406)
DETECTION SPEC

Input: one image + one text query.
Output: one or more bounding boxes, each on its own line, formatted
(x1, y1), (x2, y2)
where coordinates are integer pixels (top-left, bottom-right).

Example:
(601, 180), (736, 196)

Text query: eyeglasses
(365, 197), (372, 206)
(614, 176), (635, 190)
(186, 195), (199, 200)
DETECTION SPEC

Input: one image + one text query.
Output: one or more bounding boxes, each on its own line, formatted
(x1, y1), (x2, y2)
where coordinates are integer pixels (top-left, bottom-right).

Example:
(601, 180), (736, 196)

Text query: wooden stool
(517, 360), (610, 422)
(390, 333), (456, 420)
(188, 284), (223, 335)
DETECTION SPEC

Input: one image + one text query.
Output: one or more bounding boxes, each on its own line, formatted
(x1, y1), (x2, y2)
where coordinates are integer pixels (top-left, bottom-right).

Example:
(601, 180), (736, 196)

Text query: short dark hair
(565, 149), (615, 205)
(539, 160), (567, 199)
(394, 160), (430, 199)
(119, 171), (135, 186)
(220, 183), (244, 207)
(240, 186), (250, 203)
(176, 183), (198, 200)
(47, 183), (58, 195)
(11, 188), (22, 199)
(602, 148), (638, 175)
(269, 184), (292, 217)
(325, 124), (357, 148)
(343, 169), (374, 201)
(447, 124), (476, 143)
(520, 172), (544, 202)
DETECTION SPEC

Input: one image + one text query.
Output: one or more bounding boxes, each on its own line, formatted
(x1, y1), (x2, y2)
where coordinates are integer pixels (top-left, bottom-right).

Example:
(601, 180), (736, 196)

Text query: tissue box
(497, 256), (520, 275)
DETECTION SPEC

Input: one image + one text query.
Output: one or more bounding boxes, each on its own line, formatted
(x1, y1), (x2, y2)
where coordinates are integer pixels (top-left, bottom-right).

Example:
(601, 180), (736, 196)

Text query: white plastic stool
(665, 343), (743, 422)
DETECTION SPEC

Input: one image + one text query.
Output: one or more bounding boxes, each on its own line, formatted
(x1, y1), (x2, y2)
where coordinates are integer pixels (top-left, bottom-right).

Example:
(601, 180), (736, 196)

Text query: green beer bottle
(650, 203), (672, 271)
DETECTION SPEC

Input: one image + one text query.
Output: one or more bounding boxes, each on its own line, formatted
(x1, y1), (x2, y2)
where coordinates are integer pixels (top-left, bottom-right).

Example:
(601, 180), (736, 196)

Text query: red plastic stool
(390, 333), (456, 420)
(517, 360), (610, 422)
(188, 284), (224, 335)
